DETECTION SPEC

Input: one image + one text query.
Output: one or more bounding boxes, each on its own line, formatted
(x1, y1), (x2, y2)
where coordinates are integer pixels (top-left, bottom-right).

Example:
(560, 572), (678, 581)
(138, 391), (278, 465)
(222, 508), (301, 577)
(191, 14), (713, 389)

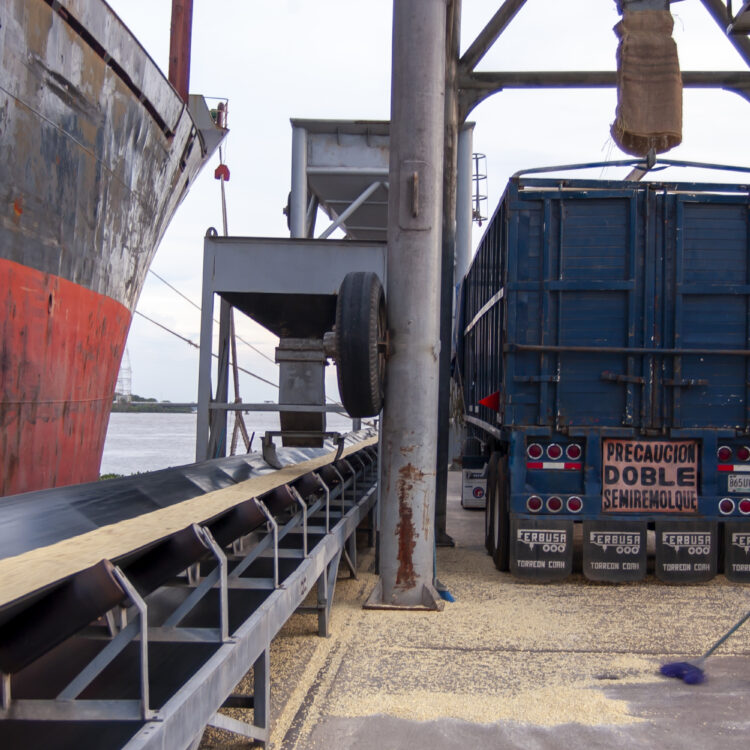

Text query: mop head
(434, 578), (455, 603)
(660, 661), (705, 684)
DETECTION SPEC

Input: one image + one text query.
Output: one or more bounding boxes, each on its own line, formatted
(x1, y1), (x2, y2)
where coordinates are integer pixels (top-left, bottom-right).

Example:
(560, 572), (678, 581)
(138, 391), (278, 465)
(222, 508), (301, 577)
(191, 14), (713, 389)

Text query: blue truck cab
(459, 168), (750, 583)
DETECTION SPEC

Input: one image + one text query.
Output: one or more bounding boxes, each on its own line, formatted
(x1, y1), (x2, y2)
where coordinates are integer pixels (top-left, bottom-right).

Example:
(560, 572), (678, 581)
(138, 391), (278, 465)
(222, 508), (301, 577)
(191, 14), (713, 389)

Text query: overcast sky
(106, 0), (749, 403)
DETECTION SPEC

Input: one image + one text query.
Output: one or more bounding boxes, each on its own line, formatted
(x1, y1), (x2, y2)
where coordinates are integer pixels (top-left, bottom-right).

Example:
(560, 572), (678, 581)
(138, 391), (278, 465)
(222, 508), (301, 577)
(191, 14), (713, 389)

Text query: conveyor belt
(0, 432), (379, 749)
(0, 446), (333, 561)
(0, 433), (376, 609)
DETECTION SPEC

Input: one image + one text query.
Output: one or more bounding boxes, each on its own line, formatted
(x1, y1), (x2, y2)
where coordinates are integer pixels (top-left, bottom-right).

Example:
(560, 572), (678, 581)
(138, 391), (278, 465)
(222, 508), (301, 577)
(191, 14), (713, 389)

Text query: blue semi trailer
(458, 166), (750, 583)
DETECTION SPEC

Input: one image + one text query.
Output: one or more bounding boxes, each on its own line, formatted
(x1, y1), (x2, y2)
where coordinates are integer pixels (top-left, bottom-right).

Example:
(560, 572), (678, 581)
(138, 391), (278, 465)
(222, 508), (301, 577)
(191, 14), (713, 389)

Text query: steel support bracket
(363, 579), (445, 612)
(261, 433), (283, 470)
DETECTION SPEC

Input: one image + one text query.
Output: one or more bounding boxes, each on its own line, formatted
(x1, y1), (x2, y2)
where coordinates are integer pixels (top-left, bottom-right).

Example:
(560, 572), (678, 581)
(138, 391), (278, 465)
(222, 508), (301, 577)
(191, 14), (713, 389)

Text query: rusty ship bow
(0, 0), (225, 496)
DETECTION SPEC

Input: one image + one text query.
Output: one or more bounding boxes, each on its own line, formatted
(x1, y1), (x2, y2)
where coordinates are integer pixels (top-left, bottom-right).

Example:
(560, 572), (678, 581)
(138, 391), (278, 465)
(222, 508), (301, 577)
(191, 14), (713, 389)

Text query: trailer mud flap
(583, 521), (647, 582)
(655, 521), (717, 583)
(724, 522), (750, 583)
(510, 519), (573, 581)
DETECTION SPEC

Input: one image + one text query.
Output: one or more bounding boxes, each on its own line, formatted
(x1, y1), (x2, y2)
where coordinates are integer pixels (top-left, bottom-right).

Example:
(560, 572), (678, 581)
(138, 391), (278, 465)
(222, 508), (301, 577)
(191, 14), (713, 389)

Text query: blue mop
(660, 608), (750, 684)
(433, 541), (455, 602)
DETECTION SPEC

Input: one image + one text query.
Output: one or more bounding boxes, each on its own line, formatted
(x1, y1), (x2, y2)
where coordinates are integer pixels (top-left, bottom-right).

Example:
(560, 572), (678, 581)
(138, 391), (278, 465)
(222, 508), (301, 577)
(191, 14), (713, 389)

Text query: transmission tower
(115, 347), (132, 403)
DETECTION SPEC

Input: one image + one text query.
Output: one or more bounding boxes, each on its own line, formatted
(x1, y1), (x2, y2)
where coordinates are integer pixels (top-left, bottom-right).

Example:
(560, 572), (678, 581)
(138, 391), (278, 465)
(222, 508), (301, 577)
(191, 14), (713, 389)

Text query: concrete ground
(202, 472), (750, 749)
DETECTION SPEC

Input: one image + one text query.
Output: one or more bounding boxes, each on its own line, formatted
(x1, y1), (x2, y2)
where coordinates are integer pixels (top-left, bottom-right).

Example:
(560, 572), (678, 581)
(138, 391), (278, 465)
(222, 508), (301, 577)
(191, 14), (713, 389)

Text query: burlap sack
(611, 10), (682, 156)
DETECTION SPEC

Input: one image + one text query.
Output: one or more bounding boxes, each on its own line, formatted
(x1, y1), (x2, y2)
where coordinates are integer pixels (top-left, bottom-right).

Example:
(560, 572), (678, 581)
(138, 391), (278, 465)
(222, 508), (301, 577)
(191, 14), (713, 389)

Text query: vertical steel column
(435, 0), (461, 548)
(379, 0), (448, 607)
(455, 123), (475, 282)
(447, 122), (475, 467)
(290, 126), (308, 238)
(196, 236), (216, 461)
(207, 299), (231, 459)
(253, 648), (270, 744)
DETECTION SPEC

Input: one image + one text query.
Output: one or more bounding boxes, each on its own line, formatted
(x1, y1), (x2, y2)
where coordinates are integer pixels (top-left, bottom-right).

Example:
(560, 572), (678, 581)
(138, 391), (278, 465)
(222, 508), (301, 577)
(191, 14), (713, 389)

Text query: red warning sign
(602, 439), (698, 514)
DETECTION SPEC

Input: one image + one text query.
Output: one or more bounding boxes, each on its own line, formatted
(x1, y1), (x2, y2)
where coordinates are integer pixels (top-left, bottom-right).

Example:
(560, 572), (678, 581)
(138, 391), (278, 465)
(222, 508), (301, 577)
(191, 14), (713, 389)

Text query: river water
(100, 412), (357, 476)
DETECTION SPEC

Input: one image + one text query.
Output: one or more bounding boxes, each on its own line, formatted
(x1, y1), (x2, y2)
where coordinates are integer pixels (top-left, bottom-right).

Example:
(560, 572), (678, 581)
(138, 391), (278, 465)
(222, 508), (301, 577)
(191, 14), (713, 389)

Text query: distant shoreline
(112, 396), (195, 414)
(111, 404), (194, 413)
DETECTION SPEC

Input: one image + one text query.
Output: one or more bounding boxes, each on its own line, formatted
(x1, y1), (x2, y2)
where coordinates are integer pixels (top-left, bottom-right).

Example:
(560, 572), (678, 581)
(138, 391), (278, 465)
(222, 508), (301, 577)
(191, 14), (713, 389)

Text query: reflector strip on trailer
(718, 464), (750, 472)
(527, 462), (582, 471)
(464, 288), (505, 335)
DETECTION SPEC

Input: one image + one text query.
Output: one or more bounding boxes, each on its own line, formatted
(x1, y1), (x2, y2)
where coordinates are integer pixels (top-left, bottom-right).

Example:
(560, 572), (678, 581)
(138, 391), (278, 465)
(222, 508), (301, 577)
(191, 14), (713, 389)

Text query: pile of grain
(202, 503), (750, 749)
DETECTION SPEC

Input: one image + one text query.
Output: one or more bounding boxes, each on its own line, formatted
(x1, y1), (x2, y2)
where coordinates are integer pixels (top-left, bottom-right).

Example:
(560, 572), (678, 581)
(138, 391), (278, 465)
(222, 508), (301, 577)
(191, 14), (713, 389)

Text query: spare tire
(335, 271), (386, 417)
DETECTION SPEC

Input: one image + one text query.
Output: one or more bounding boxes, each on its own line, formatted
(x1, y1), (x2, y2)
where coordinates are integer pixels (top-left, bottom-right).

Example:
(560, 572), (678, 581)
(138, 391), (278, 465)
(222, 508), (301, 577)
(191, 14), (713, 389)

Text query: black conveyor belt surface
(0, 444), (337, 561)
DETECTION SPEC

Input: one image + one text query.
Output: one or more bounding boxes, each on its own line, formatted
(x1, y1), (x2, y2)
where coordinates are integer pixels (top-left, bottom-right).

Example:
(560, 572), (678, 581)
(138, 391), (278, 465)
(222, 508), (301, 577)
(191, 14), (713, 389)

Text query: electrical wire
(134, 310), (279, 389)
(148, 269), (276, 365)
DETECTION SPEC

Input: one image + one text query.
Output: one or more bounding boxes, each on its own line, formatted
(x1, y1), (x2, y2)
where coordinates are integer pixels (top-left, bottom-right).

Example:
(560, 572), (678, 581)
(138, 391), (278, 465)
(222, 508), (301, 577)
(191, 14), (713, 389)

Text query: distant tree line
(111, 394), (193, 413)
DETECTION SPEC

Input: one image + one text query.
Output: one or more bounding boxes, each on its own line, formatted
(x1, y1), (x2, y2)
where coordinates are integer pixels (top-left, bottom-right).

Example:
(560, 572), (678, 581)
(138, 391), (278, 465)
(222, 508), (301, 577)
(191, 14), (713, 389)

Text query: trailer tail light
(717, 446), (733, 462)
(527, 495), (543, 512)
(719, 498), (735, 515)
(527, 443), (543, 460)
(567, 496), (583, 513)
(547, 444), (563, 460)
(739, 499), (750, 515)
(547, 496), (563, 513)
(737, 446), (750, 462)
(566, 443), (582, 460)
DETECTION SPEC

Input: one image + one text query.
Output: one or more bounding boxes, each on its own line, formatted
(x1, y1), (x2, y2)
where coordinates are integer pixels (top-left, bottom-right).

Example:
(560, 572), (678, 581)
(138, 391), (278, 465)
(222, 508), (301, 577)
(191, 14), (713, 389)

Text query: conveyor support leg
(1, 672), (10, 710)
(344, 532), (358, 578)
(253, 648), (270, 744)
(316, 549), (342, 637)
(368, 504), (376, 548)
(206, 648), (270, 746)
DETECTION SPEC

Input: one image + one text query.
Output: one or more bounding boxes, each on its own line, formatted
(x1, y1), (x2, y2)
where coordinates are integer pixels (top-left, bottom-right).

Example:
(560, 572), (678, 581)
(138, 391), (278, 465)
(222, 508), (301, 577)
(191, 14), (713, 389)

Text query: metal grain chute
(612, 1), (683, 155)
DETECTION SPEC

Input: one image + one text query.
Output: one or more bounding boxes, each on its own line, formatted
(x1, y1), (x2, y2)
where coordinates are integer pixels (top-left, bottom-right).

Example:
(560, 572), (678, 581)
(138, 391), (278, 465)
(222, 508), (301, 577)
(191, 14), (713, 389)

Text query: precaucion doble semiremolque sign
(602, 439), (698, 513)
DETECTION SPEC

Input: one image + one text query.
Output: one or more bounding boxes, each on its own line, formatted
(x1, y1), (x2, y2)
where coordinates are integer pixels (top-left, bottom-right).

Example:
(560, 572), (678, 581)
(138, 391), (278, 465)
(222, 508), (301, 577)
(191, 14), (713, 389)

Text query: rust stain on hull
(395, 461), (424, 589)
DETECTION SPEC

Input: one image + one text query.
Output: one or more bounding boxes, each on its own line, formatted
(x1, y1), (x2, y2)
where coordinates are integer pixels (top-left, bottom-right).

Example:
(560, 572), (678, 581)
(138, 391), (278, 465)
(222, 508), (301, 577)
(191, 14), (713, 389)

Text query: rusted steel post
(169, 0), (193, 101)
(378, 0), (448, 608)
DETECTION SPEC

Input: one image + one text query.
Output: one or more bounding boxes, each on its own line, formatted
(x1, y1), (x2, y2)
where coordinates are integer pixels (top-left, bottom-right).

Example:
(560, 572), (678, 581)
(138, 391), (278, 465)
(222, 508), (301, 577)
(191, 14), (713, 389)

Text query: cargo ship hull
(0, 0), (223, 495)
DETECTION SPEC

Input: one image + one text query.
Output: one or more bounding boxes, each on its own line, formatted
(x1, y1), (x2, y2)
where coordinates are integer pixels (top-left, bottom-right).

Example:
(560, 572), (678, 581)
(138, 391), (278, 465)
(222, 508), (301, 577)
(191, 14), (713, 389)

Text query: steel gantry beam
(459, 0), (528, 73)
(424, 0), (750, 568)
(458, 70), (750, 118)
(453, 1), (750, 119)
(701, 0), (750, 67)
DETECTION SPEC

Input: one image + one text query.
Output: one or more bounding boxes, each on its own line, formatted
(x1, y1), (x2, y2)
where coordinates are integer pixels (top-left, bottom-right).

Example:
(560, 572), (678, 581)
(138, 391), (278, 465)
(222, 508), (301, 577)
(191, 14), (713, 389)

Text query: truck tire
(335, 272), (386, 417)
(493, 457), (511, 572)
(484, 453), (500, 555)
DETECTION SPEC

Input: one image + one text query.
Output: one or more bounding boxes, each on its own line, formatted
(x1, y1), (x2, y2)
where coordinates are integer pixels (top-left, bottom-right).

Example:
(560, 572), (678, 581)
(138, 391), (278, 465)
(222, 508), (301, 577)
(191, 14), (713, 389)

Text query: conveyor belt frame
(0, 444), (378, 749)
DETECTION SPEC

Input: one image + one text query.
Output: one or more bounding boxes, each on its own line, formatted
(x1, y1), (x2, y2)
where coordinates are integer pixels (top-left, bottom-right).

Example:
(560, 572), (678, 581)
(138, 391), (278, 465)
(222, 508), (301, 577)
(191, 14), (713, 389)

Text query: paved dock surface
(202, 472), (750, 749)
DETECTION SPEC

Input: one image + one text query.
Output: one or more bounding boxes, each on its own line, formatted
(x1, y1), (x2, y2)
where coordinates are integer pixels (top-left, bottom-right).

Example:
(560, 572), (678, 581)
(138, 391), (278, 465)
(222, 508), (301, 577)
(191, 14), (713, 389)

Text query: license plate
(728, 474), (750, 493)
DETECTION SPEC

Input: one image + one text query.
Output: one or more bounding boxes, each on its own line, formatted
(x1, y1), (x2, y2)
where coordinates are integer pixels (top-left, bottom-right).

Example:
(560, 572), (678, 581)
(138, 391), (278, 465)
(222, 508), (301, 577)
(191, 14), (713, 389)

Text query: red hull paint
(0, 259), (130, 496)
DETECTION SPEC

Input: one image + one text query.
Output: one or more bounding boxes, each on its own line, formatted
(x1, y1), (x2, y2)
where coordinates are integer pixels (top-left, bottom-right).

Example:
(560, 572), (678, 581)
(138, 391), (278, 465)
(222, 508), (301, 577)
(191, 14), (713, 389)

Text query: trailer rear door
(508, 184), (653, 429)
(664, 192), (750, 430)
